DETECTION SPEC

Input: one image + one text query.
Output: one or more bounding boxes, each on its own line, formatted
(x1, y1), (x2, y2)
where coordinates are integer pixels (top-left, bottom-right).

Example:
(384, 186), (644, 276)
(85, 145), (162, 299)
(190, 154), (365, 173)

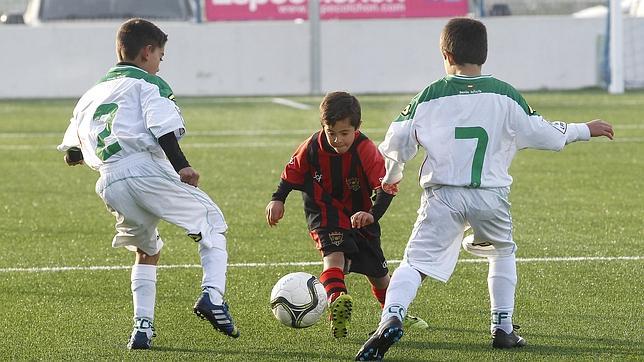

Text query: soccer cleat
(127, 318), (155, 350)
(355, 317), (404, 361)
(193, 292), (240, 338)
(368, 314), (428, 336)
(492, 325), (527, 349)
(330, 293), (353, 338)
(402, 314), (428, 330)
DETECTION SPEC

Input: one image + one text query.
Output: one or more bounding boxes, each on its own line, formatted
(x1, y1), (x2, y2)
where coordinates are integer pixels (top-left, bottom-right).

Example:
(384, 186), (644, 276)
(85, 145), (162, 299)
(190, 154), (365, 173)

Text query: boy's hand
(266, 201), (285, 227)
(64, 147), (84, 166)
(351, 211), (374, 229)
(64, 154), (84, 166)
(587, 120), (614, 140)
(382, 182), (399, 195)
(179, 167), (200, 187)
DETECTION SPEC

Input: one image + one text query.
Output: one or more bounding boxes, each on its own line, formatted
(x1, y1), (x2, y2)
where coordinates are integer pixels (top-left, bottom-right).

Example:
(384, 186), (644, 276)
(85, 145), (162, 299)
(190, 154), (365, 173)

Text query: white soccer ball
(270, 272), (328, 328)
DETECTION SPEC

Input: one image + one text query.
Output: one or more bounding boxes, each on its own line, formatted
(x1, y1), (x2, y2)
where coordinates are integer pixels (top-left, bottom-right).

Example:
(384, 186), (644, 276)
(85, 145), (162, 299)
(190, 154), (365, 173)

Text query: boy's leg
(128, 250), (159, 350)
(124, 161), (239, 337)
(461, 187), (524, 347)
(198, 238), (227, 305)
(488, 253), (526, 348)
(321, 252), (348, 304)
(355, 264), (421, 361)
(193, 234), (240, 338)
(368, 274), (428, 331)
(379, 264), (422, 324)
(321, 252), (353, 338)
(132, 251), (160, 321)
(488, 253), (516, 333)
(357, 188), (465, 360)
(367, 275), (388, 308)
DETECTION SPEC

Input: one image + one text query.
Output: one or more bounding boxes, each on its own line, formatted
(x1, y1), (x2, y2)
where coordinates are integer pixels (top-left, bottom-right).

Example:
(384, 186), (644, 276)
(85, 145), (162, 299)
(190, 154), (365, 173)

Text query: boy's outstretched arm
(587, 119), (614, 139)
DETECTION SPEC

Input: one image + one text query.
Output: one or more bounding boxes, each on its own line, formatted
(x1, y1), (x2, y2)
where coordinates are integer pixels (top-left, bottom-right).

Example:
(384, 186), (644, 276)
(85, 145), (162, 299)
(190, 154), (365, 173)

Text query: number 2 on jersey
(94, 103), (122, 160)
(455, 126), (488, 188)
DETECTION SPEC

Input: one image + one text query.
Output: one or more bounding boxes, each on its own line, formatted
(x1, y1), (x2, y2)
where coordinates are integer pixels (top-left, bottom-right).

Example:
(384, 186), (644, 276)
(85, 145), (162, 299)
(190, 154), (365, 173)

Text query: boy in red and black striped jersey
(266, 91), (426, 338)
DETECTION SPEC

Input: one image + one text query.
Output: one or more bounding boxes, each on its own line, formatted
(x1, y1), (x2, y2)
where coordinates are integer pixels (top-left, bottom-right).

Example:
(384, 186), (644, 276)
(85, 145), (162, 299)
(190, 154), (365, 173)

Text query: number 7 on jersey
(455, 126), (488, 188)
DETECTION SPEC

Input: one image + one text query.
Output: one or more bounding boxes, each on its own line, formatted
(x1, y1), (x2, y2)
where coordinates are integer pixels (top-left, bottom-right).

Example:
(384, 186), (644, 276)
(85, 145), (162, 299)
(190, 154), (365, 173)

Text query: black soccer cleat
(355, 317), (404, 361)
(492, 325), (527, 349)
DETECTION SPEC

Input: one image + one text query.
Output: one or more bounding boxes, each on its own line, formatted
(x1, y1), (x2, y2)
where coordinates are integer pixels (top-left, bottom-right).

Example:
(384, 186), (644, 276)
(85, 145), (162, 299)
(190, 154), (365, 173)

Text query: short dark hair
(116, 18), (168, 61)
(440, 18), (487, 65)
(319, 91), (361, 129)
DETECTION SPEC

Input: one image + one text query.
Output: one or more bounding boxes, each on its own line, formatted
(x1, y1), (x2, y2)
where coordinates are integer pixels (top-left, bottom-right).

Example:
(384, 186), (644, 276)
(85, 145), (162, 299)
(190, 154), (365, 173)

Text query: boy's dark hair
(441, 18), (487, 65)
(319, 91), (361, 129)
(116, 18), (168, 61)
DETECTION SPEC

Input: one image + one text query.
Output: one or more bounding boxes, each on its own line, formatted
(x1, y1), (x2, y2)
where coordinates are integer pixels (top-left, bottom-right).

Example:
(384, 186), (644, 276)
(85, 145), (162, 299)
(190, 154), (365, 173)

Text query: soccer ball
(270, 272), (328, 328)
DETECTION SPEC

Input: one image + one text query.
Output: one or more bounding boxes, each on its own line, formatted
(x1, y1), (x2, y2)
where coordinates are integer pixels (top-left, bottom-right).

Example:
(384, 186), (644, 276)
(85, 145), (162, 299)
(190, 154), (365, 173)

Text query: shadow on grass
(387, 325), (642, 357)
(149, 347), (347, 360)
(127, 324), (641, 360)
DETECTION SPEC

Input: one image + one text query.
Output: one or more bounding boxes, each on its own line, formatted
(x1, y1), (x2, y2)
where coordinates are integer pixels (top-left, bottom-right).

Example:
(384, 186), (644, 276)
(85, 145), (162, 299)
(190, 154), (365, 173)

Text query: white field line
(0, 256), (640, 273)
(0, 142), (298, 151)
(0, 130), (320, 138)
(271, 97), (313, 110)
(2, 124), (643, 139)
(2, 137), (643, 151)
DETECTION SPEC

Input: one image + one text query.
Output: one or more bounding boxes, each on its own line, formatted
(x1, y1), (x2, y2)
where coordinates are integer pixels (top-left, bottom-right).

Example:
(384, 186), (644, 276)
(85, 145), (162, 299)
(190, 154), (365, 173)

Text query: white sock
(488, 253), (517, 334)
(199, 238), (227, 305)
(380, 263), (422, 325)
(131, 264), (157, 321)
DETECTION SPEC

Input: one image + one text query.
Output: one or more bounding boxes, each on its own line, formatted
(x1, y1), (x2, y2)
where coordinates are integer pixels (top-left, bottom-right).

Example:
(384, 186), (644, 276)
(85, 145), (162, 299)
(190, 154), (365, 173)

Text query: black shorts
(309, 223), (388, 278)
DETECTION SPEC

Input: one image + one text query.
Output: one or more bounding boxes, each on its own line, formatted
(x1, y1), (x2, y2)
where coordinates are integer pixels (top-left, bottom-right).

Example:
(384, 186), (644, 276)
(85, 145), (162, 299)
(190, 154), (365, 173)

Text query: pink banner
(205, 0), (468, 22)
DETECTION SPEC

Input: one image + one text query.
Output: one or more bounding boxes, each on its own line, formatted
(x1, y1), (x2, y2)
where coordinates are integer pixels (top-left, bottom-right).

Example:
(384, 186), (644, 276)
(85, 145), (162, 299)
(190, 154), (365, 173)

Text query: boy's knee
(136, 249), (160, 265)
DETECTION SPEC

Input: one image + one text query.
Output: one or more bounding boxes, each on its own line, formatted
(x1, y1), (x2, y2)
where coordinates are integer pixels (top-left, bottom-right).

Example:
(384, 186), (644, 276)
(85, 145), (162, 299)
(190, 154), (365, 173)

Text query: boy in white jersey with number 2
(355, 18), (614, 360)
(58, 19), (239, 350)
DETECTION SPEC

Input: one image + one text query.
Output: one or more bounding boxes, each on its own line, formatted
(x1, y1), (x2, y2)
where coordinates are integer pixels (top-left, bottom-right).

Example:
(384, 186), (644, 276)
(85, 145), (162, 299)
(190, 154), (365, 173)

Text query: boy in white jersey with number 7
(58, 18), (239, 350)
(355, 18), (614, 360)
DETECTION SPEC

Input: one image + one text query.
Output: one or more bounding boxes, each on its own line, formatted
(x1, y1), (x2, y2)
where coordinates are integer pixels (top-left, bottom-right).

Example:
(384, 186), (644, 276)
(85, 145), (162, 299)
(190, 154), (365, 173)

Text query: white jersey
(379, 74), (591, 188)
(58, 64), (185, 171)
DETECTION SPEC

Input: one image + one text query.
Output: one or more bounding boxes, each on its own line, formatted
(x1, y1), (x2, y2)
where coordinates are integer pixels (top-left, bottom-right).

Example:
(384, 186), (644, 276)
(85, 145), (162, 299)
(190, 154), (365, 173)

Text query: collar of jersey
(113, 62), (148, 73)
(447, 74), (492, 81)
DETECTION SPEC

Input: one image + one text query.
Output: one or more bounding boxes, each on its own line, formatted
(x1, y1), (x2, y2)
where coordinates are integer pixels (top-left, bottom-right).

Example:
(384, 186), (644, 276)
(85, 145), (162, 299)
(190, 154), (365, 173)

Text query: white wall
(323, 16), (614, 93)
(0, 16), (610, 98)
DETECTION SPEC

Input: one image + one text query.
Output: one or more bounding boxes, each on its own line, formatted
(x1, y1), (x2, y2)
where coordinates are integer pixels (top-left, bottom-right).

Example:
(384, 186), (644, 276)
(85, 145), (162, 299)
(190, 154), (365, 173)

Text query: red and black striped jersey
(273, 131), (385, 231)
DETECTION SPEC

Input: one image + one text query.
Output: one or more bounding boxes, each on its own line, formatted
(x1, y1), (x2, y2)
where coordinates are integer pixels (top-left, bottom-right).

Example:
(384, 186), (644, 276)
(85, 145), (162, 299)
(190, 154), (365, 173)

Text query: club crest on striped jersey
(400, 103), (412, 116)
(346, 177), (360, 191)
(329, 231), (344, 246)
(550, 121), (567, 134)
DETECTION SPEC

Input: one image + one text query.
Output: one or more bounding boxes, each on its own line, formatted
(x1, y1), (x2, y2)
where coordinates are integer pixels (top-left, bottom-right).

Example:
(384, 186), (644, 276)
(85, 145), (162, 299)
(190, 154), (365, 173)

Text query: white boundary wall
(0, 16), (611, 98)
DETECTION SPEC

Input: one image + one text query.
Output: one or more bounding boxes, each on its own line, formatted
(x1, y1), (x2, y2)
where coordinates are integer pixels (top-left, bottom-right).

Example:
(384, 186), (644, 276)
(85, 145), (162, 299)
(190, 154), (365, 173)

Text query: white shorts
(402, 186), (515, 282)
(95, 153), (228, 256)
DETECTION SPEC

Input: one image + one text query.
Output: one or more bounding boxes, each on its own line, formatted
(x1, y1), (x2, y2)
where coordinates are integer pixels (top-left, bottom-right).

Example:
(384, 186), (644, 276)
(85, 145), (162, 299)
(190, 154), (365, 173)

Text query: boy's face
(142, 45), (164, 75)
(322, 118), (357, 154)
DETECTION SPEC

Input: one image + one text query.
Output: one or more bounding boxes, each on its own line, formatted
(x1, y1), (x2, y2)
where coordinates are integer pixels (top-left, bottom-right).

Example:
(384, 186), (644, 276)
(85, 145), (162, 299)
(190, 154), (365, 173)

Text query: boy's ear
(443, 50), (456, 65)
(140, 45), (153, 62)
